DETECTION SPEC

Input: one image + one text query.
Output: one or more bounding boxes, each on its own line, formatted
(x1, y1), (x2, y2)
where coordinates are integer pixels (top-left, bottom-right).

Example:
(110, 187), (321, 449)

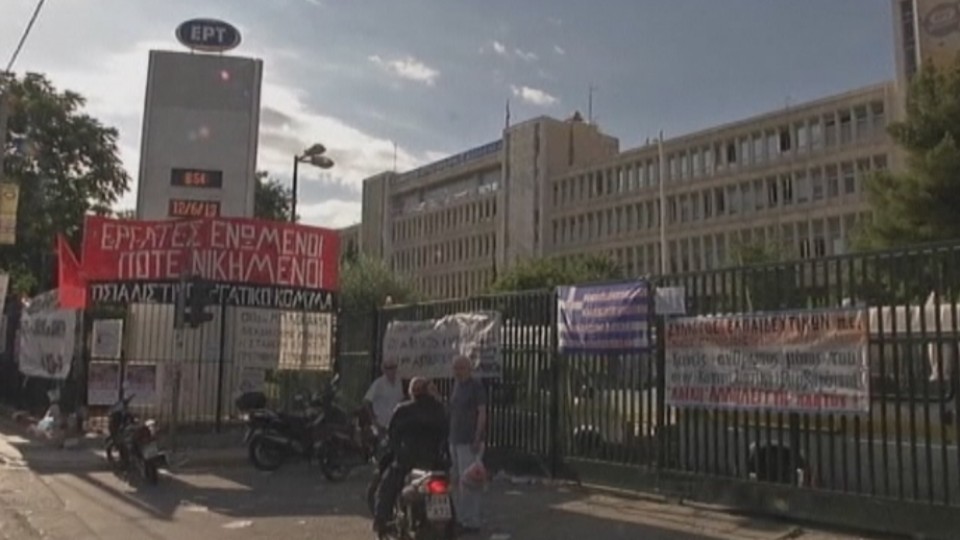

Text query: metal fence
(338, 240), (960, 514)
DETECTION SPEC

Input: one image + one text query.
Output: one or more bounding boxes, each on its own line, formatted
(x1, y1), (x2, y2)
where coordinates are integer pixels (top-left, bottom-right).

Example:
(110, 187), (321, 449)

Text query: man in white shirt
(364, 360), (405, 433)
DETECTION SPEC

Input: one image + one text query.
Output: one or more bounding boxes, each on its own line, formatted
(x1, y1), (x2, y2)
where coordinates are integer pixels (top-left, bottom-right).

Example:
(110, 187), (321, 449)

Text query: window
(855, 106), (869, 139)
(715, 187), (726, 215)
(754, 179), (765, 210)
(703, 190), (714, 218)
(767, 131), (779, 159)
(691, 192), (701, 221)
(795, 170), (810, 203)
(726, 142), (737, 164)
(727, 185), (740, 215)
(839, 111), (853, 144)
(824, 114), (837, 147)
(874, 154), (889, 170)
(810, 120), (823, 150)
(781, 174), (794, 205)
(812, 168), (824, 200)
(796, 122), (809, 152)
(669, 156), (678, 180)
(741, 182), (753, 213)
(740, 137), (751, 165)
(753, 134), (765, 164)
(871, 102), (886, 130)
(669, 198), (678, 224)
(779, 128), (792, 152)
(680, 195), (690, 223)
(681, 153), (690, 179)
(705, 148), (715, 174)
(826, 164), (839, 197)
(842, 162), (856, 195)
(767, 177), (779, 206)
(693, 150), (703, 177)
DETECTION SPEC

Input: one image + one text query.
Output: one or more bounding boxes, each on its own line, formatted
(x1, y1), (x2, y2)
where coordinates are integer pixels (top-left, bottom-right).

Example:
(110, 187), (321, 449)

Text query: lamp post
(291, 143), (334, 223)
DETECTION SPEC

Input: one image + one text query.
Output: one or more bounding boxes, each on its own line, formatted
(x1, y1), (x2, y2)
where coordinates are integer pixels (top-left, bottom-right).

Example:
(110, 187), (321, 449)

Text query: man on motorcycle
(373, 377), (448, 537)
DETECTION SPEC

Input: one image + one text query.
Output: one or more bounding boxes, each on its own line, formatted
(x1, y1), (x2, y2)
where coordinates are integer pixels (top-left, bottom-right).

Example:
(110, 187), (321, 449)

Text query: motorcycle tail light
(426, 478), (449, 495)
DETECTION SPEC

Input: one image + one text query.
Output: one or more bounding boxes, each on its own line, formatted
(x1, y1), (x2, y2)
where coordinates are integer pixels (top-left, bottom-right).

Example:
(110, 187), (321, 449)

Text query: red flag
(57, 234), (87, 309)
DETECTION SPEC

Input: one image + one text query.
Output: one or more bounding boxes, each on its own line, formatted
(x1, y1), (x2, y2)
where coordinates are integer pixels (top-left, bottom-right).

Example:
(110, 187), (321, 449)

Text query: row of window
(552, 100), (888, 208)
(415, 268), (496, 300)
(554, 213), (866, 277)
(551, 154), (887, 247)
(391, 233), (497, 274)
(392, 196), (497, 244)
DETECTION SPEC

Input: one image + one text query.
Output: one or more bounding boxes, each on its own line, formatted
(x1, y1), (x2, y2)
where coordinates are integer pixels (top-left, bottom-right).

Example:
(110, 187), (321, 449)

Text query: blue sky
(0, 0), (894, 227)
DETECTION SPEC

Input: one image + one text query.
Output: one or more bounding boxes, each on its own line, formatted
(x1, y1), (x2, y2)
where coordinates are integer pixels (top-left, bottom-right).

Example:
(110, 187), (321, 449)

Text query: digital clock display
(171, 168), (223, 188)
(168, 199), (221, 218)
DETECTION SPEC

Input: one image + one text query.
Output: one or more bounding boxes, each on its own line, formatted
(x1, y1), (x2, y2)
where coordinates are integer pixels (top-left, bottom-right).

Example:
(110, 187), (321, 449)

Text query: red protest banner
(80, 215), (340, 291)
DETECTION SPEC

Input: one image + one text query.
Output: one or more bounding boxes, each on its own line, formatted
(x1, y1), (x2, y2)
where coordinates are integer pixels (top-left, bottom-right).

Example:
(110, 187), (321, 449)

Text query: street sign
(175, 19), (242, 53)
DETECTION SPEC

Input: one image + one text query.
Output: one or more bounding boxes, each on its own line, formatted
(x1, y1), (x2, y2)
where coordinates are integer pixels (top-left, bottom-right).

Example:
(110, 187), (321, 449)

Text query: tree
(253, 171), (293, 221)
(1, 73), (130, 294)
(858, 58), (960, 249)
(339, 253), (419, 314)
(489, 254), (624, 292)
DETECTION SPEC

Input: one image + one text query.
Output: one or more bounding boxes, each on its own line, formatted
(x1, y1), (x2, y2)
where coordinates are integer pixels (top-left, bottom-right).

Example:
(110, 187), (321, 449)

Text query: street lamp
(292, 143), (334, 223)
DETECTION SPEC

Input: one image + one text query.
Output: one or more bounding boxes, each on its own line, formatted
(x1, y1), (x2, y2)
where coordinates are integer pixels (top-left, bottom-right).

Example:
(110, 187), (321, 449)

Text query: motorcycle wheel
(320, 443), (351, 482)
(249, 435), (286, 471)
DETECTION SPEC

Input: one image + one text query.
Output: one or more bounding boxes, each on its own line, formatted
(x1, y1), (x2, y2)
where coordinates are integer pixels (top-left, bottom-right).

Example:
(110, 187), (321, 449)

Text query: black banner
(88, 281), (335, 312)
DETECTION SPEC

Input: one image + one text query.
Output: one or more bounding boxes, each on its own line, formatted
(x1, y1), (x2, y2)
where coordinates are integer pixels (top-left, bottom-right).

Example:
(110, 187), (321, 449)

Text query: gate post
(549, 290), (561, 478)
(214, 295), (227, 433)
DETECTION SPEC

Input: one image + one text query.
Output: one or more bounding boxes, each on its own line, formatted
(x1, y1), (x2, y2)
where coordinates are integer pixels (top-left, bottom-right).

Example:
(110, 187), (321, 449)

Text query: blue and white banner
(557, 281), (651, 355)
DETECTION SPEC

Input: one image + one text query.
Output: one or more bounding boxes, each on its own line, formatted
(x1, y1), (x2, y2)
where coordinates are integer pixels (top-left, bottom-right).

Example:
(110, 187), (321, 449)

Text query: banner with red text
(665, 309), (869, 414)
(80, 216), (340, 291)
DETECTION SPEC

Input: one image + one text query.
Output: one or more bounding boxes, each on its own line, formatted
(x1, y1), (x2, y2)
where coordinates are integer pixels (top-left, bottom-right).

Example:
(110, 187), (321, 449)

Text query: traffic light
(174, 277), (215, 329)
(187, 278), (215, 328)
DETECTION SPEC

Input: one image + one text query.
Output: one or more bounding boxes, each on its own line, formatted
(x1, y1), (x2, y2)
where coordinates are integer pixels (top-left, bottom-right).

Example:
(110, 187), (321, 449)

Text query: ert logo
(175, 19), (242, 53)
(922, 2), (960, 38)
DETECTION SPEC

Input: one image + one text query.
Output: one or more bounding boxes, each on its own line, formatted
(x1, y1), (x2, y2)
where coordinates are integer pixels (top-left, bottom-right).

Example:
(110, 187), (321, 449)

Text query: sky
(0, 0), (895, 228)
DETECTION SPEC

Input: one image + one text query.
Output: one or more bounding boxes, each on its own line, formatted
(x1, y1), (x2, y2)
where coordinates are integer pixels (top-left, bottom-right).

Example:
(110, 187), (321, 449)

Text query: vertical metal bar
(214, 296), (227, 433)
(918, 257), (935, 504)
(903, 253), (920, 501)
(549, 289), (561, 477)
(891, 254), (906, 500)
(932, 260), (949, 505)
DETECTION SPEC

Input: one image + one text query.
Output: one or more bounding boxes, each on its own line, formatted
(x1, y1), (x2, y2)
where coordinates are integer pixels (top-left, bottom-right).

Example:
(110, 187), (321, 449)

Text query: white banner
(666, 309), (869, 414)
(18, 307), (78, 380)
(232, 308), (333, 371)
(383, 311), (502, 380)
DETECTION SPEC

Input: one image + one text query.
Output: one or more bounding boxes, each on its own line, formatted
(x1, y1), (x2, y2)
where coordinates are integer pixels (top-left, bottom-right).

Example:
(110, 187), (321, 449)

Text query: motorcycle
(105, 394), (166, 485)
(369, 462), (457, 540)
(236, 375), (374, 481)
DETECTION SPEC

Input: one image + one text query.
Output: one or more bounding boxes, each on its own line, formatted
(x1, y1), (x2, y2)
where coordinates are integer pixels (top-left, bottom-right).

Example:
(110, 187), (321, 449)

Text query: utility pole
(0, 79), (9, 185)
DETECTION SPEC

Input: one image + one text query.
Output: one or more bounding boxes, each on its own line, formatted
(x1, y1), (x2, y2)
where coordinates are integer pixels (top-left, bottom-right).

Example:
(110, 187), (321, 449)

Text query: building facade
(345, 2), (956, 300)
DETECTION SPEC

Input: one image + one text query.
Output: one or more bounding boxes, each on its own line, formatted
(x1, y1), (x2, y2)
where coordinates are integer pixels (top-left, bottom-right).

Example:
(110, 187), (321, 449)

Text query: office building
(344, 3), (954, 299)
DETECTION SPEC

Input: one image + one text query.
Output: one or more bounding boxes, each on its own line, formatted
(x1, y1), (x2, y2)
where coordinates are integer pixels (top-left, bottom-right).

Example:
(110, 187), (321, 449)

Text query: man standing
(449, 355), (487, 533)
(363, 360), (404, 435)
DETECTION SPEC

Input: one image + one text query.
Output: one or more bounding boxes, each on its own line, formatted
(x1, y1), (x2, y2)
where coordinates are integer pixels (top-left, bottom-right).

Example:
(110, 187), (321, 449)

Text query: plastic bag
(462, 444), (488, 488)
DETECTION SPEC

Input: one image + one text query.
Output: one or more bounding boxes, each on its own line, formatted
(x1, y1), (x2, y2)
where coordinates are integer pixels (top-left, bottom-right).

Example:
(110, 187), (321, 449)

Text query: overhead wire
(5, 0), (47, 72)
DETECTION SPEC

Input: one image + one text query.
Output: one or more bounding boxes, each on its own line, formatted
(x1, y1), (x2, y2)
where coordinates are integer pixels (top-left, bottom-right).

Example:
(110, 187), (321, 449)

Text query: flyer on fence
(665, 309), (869, 414)
(382, 311), (502, 379)
(88, 362), (121, 406)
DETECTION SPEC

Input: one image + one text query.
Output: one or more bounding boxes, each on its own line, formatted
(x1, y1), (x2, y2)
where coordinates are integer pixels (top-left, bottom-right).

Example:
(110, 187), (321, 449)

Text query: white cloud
(492, 41), (507, 55)
(514, 49), (539, 62)
(368, 55), (439, 86)
(298, 199), (362, 228)
(511, 85), (558, 107)
(554, 45), (566, 55)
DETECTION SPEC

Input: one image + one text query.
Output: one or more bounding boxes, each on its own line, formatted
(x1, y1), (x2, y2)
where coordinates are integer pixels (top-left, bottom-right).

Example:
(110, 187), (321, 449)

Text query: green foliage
(858, 58), (960, 249)
(254, 171), (293, 221)
(339, 253), (419, 314)
(1, 73), (130, 294)
(489, 254), (624, 292)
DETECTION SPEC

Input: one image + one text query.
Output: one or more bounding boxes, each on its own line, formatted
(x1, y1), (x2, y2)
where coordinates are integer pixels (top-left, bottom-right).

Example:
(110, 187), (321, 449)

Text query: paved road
(0, 431), (882, 539)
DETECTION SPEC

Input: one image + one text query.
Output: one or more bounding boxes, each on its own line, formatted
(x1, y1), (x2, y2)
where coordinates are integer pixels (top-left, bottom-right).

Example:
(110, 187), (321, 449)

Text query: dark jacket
(387, 395), (449, 470)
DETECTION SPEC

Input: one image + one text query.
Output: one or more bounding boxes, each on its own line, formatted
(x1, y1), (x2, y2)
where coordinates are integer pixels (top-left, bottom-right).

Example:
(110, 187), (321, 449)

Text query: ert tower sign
(135, 20), (262, 220)
(175, 19), (242, 53)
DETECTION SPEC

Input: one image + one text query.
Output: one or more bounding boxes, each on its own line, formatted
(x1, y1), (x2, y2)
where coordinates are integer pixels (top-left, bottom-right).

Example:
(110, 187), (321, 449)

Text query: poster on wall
(88, 362), (121, 406)
(382, 311), (502, 379)
(231, 308), (333, 370)
(123, 364), (158, 406)
(665, 309), (869, 414)
(17, 304), (78, 380)
(91, 319), (123, 359)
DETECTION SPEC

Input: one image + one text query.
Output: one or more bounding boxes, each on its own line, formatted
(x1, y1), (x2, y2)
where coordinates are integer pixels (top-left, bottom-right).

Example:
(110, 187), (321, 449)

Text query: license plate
(425, 495), (452, 521)
(143, 443), (159, 460)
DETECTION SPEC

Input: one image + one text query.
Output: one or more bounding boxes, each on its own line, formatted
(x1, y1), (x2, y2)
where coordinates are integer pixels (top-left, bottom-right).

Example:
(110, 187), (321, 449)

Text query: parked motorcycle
(105, 394), (165, 485)
(236, 375), (375, 481)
